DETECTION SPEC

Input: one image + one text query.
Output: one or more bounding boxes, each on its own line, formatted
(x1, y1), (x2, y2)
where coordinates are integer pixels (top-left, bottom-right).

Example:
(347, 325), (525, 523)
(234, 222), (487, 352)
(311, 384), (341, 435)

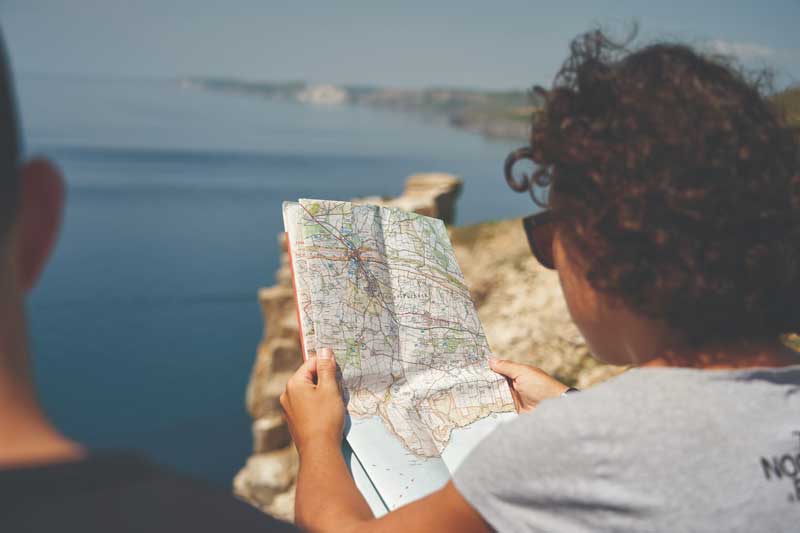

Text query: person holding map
(280, 30), (800, 532)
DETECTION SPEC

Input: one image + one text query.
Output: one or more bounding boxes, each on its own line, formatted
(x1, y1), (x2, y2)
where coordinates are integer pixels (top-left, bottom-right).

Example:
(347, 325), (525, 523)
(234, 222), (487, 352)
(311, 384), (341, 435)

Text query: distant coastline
(179, 78), (539, 140)
(179, 79), (800, 141)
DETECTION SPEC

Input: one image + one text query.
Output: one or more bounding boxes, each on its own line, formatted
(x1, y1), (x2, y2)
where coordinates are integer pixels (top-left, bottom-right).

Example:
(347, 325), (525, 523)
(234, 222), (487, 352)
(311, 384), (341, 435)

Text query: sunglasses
(522, 210), (557, 270)
(505, 146), (557, 270)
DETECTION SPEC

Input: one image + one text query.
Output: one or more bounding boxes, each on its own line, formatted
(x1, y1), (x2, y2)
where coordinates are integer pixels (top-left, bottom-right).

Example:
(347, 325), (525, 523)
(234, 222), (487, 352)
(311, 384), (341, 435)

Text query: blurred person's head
(519, 30), (799, 365)
(0, 30), (64, 380)
(0, 29), (79, 467)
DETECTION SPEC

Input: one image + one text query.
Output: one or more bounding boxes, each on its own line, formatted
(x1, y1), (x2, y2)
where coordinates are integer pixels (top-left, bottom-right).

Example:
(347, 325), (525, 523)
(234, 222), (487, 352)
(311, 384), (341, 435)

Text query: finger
(291, 356), (318, 386)
(316, 347), (338, 389)
(489, 357), (528, 380)
(506, 378), (521, 412)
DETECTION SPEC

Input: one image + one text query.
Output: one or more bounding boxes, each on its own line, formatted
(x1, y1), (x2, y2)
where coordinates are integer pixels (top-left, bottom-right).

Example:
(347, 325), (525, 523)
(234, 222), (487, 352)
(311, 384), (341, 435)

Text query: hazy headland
(181, 77), (541, 140)
(183, 77), (800, 141)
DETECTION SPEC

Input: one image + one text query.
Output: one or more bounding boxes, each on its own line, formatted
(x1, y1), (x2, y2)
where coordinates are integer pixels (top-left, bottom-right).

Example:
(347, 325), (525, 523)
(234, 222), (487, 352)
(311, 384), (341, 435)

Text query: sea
(16, 76), (534, 486)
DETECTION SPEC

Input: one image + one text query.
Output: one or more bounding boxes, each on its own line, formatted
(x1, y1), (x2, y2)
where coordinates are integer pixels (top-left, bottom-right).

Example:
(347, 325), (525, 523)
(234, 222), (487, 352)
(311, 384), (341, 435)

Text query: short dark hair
(529, 30), (800, 344)
(0, 29), (20, 239)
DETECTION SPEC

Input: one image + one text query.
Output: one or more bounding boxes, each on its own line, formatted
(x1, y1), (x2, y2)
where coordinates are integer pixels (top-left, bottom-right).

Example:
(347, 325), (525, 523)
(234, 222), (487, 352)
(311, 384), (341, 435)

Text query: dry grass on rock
(450, 218), (627, 389)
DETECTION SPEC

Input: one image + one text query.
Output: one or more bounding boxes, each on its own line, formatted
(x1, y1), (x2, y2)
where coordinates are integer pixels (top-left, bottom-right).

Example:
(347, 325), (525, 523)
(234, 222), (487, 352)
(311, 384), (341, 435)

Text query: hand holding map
(283, 199), (516, 514)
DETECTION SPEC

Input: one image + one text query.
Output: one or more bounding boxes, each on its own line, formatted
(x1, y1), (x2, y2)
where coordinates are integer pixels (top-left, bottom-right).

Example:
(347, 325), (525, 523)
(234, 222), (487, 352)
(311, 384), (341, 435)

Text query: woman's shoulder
(526, 364), (800, 430)
(453, 364), (800, 532)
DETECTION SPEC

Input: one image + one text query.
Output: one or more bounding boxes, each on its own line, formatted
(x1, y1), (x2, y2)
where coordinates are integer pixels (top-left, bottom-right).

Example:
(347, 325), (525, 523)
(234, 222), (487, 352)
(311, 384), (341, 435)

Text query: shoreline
(180, 78), (534, 141)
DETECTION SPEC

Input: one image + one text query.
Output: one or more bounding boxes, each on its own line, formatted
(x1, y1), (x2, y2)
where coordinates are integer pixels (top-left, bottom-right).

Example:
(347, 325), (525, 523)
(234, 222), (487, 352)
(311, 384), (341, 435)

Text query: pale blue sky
(2, 0), (799, 89)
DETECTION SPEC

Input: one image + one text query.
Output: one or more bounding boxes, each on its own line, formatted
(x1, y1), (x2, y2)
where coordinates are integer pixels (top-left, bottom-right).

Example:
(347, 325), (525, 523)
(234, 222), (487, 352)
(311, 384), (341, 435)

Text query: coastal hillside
(182, 77), (538, 139)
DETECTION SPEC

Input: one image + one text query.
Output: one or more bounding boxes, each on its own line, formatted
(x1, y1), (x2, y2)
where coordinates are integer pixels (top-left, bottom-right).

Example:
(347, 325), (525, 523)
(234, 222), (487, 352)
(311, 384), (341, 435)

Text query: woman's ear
(14, 157), (64, 292)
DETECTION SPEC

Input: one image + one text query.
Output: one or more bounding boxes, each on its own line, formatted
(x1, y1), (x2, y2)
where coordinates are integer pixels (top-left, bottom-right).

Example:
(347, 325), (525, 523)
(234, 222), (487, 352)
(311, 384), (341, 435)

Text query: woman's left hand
(279, 347), (345, 455)
(490, 357), (569, 413)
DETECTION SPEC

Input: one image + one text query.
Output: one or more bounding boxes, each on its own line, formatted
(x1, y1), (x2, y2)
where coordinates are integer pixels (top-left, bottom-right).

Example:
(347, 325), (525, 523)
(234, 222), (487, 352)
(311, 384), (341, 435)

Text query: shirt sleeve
(452, 396), (652, 532)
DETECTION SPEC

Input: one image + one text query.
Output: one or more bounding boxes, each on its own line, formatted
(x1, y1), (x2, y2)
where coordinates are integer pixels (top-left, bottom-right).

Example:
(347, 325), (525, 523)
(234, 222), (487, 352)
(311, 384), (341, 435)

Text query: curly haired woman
(280, 30), (800, 532)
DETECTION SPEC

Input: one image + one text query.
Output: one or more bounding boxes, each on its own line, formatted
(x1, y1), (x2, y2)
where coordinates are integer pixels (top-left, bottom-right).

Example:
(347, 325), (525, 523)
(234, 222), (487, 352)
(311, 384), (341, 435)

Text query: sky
(1, 0), (799, 90)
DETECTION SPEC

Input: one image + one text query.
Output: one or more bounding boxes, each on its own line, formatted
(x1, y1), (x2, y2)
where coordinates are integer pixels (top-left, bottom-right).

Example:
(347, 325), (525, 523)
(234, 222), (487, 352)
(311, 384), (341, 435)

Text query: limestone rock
(354, 172), (462, 225)
(252, 415), (292, 454)
(390, 173), (463, 224)
(245, 288), (303, 420)
(233, 446), (298, 521)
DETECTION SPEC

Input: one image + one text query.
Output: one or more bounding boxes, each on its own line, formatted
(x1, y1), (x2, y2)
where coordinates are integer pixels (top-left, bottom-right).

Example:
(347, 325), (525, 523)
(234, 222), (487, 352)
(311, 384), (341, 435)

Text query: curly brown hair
(527, 30), (800, 344)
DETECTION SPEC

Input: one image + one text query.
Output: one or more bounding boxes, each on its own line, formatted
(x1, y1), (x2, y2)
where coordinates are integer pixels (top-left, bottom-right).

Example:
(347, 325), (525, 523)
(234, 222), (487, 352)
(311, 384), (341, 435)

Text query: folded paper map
(283, 199), (516, 514)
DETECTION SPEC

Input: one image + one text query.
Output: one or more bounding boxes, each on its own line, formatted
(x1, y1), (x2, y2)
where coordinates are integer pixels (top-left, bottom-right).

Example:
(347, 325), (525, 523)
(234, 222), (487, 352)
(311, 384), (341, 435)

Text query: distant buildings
(296, 84), (349, 105)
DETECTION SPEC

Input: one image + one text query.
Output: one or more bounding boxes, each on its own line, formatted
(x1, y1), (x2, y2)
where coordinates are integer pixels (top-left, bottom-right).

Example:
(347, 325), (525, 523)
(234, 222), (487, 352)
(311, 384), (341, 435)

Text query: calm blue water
(16, 76), (532, 486)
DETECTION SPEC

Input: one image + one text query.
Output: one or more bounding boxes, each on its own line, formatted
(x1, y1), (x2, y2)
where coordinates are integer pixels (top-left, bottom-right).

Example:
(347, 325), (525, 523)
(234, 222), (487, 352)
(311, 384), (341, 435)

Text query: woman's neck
(641, 338), (800, 370)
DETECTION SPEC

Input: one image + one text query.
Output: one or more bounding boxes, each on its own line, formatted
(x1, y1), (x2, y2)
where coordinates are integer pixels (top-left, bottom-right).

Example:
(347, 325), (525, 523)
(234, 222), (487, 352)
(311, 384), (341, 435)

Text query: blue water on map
(15, 75), (533, 485)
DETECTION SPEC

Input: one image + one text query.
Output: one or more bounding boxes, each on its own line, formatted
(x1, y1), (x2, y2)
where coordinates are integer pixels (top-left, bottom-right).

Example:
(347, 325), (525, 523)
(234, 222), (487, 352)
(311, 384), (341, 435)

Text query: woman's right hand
(489, 358), (570, 413)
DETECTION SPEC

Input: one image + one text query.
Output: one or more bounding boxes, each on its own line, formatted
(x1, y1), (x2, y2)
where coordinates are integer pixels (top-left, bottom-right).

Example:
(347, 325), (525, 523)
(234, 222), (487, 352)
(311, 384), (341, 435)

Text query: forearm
(295, 440), (374, 532)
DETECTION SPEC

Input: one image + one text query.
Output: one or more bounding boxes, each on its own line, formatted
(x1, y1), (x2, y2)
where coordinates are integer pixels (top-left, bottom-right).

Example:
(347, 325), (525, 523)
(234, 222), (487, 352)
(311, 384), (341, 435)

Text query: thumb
(316, 347), (338, 388)
(489, 357), (528, 380)
(296, 355), (318, 385)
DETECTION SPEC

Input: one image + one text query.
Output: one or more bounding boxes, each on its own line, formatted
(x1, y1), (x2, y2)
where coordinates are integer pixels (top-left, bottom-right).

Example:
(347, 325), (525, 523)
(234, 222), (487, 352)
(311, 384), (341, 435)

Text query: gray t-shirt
(454, 365), (800, 532)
